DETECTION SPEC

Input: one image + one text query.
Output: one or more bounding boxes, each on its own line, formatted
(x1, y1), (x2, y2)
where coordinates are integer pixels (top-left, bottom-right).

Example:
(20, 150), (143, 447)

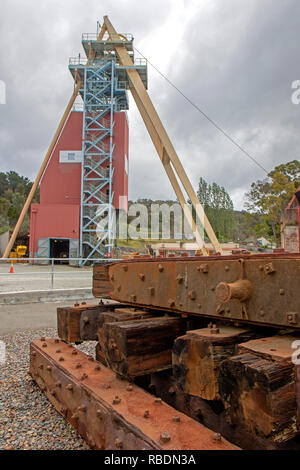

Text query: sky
(0, 0), (299, 210)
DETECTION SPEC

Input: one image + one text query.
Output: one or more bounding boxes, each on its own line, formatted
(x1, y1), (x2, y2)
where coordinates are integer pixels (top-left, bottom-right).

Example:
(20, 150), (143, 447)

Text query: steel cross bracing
(80, 61), (128, 264)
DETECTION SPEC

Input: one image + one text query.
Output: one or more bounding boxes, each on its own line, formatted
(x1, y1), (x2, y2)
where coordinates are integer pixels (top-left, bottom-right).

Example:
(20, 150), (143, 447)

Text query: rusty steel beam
(29, 339), (238, 450)
(98, 253), (300, 330)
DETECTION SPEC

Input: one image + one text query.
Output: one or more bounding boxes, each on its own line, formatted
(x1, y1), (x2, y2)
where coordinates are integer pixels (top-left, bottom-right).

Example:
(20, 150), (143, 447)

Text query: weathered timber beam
(219, 335), (299, 443)
(97, 307), (155, 365)
(29, 339), (237, 450)
(57, 301), (124, 343)
(172, 325), (256, 401)
(103, 316), (186, 377)
(103, 16), (222, 255)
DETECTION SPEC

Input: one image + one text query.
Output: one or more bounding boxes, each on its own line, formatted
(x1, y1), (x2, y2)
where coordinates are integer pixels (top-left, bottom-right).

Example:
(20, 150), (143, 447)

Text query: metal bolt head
(122, 265), (128, 271)
(139, 273), (145, 281)
(55, 381), (61, 388)
(96, 409), (103, 419)
(54, 339), (59, 343)
(144, 410), (150, 418)
(78, 405), (87, 412)
(103, 383), (111, 389)
(188, 290), (196, 300)
(88, 356), (94, 362)
(126, 385), (133, 391)
(81, 301), (87, 305)
(113, 396), (121, 405)
(31, 351), (36, 357)
(173, 414), (180, 422)
(72, 350), (78, 355)
(66, 384), (73, 391)
(115, 438), (123, 449)
(58, 356), (64, 362)
(158, 264), (164, 272)
(76, 363), (82, 369)
(83, 316), (89, 324)
(46, 365), (52, 371)
(56, 349), (61, 353)
(94, 365), (101, 371)
(40, 337), (46, 342)
(42, 343), (47, 348)
(279, 289), (285, 295)
(154, 398), (162, 405)
(160, 432), (171, 443)
(212, 432), (222, 442)
(81, 373), (88, 380)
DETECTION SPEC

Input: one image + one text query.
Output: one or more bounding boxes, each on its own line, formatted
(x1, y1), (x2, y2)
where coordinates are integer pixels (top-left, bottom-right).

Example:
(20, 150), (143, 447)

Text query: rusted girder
(95, 253), (300, 330)
(29, 339), (238, 450)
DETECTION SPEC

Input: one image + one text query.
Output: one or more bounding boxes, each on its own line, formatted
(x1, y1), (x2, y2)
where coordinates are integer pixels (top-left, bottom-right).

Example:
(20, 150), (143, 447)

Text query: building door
(36, 238), (49, 264)
(49, 238), (70, 264)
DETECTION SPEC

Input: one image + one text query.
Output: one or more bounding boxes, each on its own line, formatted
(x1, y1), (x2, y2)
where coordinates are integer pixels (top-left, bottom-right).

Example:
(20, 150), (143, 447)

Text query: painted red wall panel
(29, 204), (80, 256)
(40, 111), (83, 206)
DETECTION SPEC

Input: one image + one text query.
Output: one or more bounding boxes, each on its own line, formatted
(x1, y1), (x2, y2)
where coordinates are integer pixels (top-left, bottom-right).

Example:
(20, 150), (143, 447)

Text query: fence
(0, 258), (121, 290)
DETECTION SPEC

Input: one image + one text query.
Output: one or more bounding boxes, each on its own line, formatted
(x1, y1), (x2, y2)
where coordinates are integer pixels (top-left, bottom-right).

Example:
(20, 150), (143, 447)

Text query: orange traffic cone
(9, 262), (14, 273)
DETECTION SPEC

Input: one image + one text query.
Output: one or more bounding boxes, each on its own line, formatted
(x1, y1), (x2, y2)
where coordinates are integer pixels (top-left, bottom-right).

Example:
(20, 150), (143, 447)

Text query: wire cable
(134, 46), (268, 174)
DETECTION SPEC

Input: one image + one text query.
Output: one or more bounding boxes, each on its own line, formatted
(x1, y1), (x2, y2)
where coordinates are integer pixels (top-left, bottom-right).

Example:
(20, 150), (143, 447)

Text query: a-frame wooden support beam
(103, 16), (222, 254)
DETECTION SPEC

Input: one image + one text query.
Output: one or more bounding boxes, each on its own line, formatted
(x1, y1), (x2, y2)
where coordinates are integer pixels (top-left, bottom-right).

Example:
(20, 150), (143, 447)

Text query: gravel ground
(0, 328), (97, 450)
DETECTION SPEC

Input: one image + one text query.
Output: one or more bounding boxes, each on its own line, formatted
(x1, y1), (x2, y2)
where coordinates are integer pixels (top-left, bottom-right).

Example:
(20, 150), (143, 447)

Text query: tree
(244, 160), (300, 246)
(197, 177), (236, 241)
(0, 170), (39, 234)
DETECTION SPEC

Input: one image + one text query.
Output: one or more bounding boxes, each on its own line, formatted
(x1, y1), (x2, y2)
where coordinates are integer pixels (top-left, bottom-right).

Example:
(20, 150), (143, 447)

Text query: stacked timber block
(57, 302), (185, 378)
(172, 325), (255, 400)
(96, 307), (153, 365)
(57, 301), (127, 343)
(219, 335), (299, 443)
(102, 316), (186, 378)
(57, 302), (100, 343)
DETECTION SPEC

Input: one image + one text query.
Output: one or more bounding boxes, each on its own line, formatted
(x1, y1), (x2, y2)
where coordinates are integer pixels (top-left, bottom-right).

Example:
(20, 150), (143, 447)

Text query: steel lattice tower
(69, 27), (147, 264)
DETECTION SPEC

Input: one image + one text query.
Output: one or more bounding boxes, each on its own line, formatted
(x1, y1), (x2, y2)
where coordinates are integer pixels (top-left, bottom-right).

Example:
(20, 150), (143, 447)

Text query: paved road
(0, 301), (76, 335)
(0, 263), (92, 292)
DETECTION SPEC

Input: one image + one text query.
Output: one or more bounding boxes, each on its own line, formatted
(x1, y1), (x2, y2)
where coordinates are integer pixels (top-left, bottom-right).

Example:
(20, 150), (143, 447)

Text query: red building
(29, 109), (129, 261)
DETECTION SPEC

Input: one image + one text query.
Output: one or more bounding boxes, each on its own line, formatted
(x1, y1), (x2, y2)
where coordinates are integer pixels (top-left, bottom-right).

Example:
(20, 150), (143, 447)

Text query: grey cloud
(0, 0), (299, 210)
